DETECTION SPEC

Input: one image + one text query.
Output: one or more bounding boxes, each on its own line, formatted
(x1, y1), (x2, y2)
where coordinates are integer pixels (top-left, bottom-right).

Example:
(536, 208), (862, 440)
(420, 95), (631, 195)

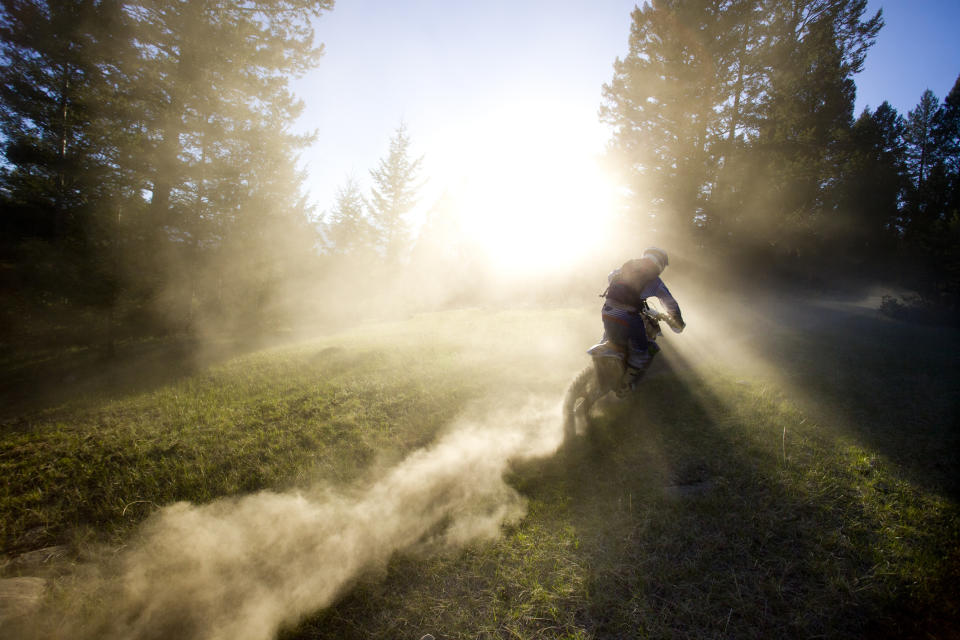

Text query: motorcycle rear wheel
(562, 365), (604, 441)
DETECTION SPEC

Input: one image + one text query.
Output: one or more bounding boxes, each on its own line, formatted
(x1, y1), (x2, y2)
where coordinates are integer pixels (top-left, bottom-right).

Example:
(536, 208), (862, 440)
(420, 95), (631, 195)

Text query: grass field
(1, 298), (957, 639)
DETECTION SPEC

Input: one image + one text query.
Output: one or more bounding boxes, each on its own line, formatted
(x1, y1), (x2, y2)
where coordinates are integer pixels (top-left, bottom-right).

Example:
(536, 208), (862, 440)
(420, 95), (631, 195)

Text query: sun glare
(438, 106), (616, 276)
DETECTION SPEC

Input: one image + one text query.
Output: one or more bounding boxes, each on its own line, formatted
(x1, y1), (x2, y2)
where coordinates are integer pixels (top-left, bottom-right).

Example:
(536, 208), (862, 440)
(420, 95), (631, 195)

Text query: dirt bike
(562, 303), (676, 441)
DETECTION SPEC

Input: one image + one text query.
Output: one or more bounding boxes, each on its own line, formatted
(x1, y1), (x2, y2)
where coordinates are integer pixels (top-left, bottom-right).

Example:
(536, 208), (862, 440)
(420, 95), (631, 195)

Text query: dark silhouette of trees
(940, 76), (960, 177)
(837, 102), (906, 270)
(601, 0), (882, 266)
(2, 0), (958, 346)
(897, 81), (960, 313)
(601, 0), (957, 318)
(754, 4), (873, 264)
(0, 0), (332, 346)
(0, 0), (138, 344)
(600, 0), (739, 240)
(903, 90), (941, 196)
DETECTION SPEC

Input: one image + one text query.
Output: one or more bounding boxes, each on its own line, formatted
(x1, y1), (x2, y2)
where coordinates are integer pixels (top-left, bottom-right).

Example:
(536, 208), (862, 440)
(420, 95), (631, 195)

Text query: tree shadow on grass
(280, 344), (958, 640)
(0, 334), (299, 425)
(543, 354), (958, 639)
(751, 298), (960, 501)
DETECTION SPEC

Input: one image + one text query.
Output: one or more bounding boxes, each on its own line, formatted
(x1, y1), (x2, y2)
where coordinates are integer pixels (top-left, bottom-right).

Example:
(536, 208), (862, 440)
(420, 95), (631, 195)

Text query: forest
(2, 2), (960, 638)
(1, 0), (959, 355)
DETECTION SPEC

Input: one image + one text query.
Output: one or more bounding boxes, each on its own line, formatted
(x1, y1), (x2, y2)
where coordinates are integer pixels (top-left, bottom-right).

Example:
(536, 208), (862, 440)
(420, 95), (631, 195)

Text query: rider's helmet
(642, 246), (668, 274)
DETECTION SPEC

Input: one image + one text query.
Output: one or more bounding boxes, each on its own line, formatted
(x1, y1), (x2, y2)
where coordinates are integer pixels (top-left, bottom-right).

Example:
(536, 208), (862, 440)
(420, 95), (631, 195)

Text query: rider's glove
(667, 312), (685, 333)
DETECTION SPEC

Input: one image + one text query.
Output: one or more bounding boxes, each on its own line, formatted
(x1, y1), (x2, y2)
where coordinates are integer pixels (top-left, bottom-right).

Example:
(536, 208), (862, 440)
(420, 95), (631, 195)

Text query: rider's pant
(601, 303), (653, 378)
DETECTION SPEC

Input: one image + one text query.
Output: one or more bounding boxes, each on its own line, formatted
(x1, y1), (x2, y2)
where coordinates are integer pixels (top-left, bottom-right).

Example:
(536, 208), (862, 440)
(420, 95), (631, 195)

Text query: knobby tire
(563, 364), (601, 441)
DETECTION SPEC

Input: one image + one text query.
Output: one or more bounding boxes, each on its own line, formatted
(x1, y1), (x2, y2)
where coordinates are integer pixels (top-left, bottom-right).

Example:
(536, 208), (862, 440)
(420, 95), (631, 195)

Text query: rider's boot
(620, 342), (659, 395)
(625, 366), (646, 391)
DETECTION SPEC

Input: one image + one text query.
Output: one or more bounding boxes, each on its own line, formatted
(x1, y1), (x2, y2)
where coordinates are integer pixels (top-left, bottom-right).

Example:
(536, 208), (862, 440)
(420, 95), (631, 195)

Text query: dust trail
(16, 398), (563, 640)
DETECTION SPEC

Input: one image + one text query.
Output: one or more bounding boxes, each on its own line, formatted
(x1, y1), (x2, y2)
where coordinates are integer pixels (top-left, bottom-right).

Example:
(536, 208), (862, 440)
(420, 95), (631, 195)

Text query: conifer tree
(126, 0), (329, 329)
(368, 123), (423, 264)
(903, 89), (943, 193)
(0, 0), (333, 340)
(837, 102), (906, 268)
(324, 177), (376, 257)
(0, 0), (135, 336)
(600, 0), (736, 236)
(128, 0), (329, 279)
(601, 0), (881, 269)
(939, 75), (960, 177)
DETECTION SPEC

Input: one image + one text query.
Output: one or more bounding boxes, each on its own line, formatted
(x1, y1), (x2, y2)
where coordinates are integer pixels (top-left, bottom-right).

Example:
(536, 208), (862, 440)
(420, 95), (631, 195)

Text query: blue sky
(292, 1), (960, 219)
(853, 0), (960, 115)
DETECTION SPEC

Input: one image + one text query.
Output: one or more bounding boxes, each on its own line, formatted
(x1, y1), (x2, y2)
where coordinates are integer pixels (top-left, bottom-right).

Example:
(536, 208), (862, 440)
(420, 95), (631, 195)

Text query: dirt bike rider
(596, 247), (685, 390)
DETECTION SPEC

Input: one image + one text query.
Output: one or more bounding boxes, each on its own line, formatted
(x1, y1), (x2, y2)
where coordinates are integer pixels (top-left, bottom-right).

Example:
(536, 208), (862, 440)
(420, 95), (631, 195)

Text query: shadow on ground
(285, 339), (958, 639)
(0, 335), (285, 425)
(751, 298), (960, 501)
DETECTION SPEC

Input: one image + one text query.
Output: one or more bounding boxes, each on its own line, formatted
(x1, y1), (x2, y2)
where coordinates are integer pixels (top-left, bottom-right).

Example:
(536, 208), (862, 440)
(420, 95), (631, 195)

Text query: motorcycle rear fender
(591, 350), (626, 392)
(587, 341), (625, 360)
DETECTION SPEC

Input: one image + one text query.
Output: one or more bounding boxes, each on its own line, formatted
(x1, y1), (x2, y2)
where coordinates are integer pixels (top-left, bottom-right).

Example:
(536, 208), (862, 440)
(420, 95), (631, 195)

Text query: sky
(291, 0), (960, 242)
(291, 1), (637, 219)
(853, 0), (960, 115)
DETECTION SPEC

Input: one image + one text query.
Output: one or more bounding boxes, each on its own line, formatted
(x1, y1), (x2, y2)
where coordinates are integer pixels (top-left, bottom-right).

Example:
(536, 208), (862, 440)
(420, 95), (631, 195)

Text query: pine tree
(903, 89), (942, 193)
(837, 102), (906, 269)
(600, 0), (881, 258)
(128, 1), (330, 297)
(935, 79), (960, 310)
(0, 0), (135, 341)
(93, 0), (331, 331)
(899, 89), (946, 267)
(899, 85), (960, 312)
(939, 75), (960, 176)
(758, 15), (856, 256)
(324, 177), (376, 257)
(600, 0), (734, 237)
(368, 123), (423, 264)
(0, 0), (333, 340)
(1, 0), (107, 236)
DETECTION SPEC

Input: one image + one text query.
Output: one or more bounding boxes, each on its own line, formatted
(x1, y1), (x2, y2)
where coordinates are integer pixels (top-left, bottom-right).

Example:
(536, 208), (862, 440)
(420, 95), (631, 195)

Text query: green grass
(1, 304), (958, 638)
(2, 340), (469, 551)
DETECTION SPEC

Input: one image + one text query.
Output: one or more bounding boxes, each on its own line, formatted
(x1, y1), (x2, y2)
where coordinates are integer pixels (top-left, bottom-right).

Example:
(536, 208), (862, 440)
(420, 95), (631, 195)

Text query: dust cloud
(13, 399), (564, 640)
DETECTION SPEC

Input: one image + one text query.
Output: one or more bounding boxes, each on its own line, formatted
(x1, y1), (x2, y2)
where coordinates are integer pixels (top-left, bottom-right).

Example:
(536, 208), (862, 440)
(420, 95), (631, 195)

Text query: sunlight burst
(440, 106), (616, 276)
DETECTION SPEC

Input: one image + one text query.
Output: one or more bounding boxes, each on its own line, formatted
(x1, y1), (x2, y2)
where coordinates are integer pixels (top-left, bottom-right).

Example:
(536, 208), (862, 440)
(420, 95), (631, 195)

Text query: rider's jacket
(605, 270), (681, 318)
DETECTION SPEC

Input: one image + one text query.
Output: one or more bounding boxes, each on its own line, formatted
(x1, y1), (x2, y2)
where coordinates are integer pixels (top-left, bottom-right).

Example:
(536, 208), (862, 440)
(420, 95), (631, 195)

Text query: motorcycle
(562, 303), (676, 441)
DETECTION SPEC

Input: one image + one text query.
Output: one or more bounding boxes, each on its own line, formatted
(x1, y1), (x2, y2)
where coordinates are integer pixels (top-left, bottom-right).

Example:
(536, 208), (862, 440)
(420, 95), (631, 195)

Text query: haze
(1, 1), (958, 639)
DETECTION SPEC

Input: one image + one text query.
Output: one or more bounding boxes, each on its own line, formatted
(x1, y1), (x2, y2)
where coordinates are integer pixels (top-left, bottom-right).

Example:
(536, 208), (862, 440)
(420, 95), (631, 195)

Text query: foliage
(601, 0), (959, 311)
(1, 0), (958, 345)
(601, 1), (881, 251)
(367, 122), (424, 265)
(0, 0), (332, 347)
(903, 90), (942, 192)
(314, 125), (430, 321)
(0, 0), (133, 343)
(322, 177), (376, 258)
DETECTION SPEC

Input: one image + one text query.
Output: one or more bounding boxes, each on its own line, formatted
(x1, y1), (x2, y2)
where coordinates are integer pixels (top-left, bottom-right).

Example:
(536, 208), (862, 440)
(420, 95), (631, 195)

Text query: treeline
(4, 0), (959, 354)
(316, 122), (503, 320)
(601, 0), (959, 316)
(320, 123), (424, 267)
(0, 0), (332, 348)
